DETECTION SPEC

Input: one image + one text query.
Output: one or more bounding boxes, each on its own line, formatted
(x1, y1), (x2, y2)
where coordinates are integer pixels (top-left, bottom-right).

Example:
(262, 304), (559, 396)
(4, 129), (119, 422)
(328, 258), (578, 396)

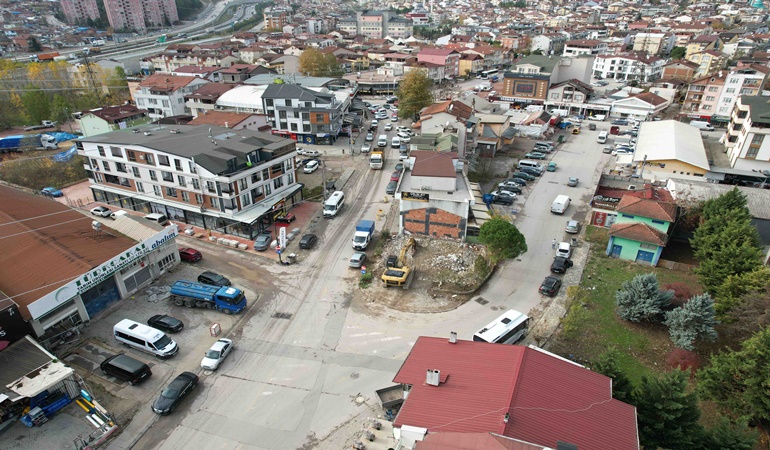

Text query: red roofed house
(131, 73), (210, 120)
(610, 92), (669, 120)
(416, 47), (461, 78)
(388, 336), (639, 449)
(607, 196), (678, 266)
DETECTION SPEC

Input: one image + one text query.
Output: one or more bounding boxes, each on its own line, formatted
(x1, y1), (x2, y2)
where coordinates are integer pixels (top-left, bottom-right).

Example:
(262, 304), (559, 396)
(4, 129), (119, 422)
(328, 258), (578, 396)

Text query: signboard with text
(402, 191), (430, 202)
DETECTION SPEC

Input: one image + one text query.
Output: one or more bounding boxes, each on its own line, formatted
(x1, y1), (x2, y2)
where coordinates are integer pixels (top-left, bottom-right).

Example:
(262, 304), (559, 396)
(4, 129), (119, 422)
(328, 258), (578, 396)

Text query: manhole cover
(272, 312), (293, 320)
(490, 306), (500, 311)
(355, 396), (365, 405)
(475, 297), (489, 305)
(350, 372), (360, 379)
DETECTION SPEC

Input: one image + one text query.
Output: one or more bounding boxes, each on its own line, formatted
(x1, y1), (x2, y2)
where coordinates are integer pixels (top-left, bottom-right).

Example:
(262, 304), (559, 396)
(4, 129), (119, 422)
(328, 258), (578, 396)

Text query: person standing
(552, 239), (557, 249)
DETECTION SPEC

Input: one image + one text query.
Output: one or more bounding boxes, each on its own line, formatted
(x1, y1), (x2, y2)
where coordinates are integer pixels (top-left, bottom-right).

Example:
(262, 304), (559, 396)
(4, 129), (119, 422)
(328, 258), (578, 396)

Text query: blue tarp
(46, 132), (79, 143)
(52, 145), (77, 162)
(76, 27), (90, 31)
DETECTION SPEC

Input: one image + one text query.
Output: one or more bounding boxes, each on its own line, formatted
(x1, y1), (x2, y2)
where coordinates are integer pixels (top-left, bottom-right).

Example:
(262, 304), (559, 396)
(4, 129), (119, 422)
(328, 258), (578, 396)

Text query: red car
(390, 171), (401, 182)
(179, 248), (202, 262)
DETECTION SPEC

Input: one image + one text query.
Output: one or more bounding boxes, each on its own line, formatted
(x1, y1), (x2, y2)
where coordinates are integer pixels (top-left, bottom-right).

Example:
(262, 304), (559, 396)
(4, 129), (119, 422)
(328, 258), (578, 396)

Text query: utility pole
(321, 160), (328, 200)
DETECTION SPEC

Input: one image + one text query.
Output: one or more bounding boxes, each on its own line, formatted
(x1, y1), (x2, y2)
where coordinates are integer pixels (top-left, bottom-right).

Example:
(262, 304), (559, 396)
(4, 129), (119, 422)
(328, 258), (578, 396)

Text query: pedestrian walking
(551, 239), (557, 249)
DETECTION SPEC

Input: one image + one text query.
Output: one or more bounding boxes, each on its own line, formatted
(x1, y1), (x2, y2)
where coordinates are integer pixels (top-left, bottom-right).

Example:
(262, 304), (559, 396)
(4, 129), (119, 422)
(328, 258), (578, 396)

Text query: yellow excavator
(381, 236), (416, 288)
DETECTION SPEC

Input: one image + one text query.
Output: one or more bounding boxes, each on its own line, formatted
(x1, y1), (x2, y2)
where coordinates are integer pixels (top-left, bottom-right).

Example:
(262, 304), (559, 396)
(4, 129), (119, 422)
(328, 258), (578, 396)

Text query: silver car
(566, 220), (580, 234)
(349, 252), (367, 268)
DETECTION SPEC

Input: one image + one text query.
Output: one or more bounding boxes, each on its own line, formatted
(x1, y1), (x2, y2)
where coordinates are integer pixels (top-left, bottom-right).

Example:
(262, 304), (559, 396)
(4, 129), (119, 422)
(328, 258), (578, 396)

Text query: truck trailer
(0, 134), (58, 152)
(169, 281), (247, 314)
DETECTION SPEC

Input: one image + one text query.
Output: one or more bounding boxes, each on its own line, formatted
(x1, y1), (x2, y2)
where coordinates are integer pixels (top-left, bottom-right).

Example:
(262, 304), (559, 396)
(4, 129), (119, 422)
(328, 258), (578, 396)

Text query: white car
(361, 143), (371, 153)
(303, 160), (319, 173)
(296, 148), (306, 156)
(400, 135), (411, 143)
(396, 126), (410, 133)
(304, 149), (321, 157)
(397, 131), (411, 139)
(201, 338), (233, 370)
(90, 206), (112, 217)
(391, 115), (398, 122)
(556, 242), (572, 259)
(384, 123), (393, 131)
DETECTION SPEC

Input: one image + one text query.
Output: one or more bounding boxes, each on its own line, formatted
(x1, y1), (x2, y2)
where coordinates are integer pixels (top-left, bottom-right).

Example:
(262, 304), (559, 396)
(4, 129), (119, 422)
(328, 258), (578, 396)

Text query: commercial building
(76, 125), (302, 239)
(632, 120), (710, 181)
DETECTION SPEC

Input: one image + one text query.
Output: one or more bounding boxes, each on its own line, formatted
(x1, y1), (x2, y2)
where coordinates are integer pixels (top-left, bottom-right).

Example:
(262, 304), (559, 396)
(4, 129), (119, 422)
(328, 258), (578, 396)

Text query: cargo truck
(0, 134), (58, 152)
(370, 149), (384, 169)
(169, 280), (247, 314)
(352, 220), (375, 250)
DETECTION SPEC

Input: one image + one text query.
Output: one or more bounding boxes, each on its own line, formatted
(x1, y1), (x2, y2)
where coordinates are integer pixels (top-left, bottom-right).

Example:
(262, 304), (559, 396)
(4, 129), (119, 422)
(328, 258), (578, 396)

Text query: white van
(518, 160), (543, 171)
(597, 131), (608, 144)
(144, 213), (169, 226)
(111, 210), (129, 220)
(391, 136), (401, 148)
(377, 135), (388, 147)
(689, 120), (715, 131)
(551, 195), (571, 214)
(323, 191), (345, 218)
(113, 319), (178, 359)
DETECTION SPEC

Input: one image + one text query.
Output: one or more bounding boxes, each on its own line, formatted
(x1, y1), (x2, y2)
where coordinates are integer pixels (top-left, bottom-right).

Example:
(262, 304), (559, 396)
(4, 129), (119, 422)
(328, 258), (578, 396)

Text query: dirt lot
(361, 233), (490, 313)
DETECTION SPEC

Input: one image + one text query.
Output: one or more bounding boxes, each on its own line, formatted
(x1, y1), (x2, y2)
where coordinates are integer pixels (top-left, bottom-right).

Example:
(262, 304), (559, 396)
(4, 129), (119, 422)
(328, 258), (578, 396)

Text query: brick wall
(402, 207), (466, 239)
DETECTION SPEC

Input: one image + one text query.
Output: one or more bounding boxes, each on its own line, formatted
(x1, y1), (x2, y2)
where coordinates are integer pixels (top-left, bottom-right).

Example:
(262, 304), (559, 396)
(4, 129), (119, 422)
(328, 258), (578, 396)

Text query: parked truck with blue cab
(352, 220), (375, 250)
(169, 280), (247, 314)
(0, 134), (58, 152)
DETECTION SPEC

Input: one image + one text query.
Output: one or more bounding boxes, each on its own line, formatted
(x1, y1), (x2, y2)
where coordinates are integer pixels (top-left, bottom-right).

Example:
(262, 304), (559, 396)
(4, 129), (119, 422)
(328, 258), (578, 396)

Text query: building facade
(104, 0), (178, 34)
(713, 64), (770, 123)
(262, 84), (349, 145)
(682, 72), (726, 120)
(592, 53), (665, 82)
(60, 0), (100, 25)
(725, 96), (770, 172)
(562, 39), (608, 57)
(131, 74), (209, 119)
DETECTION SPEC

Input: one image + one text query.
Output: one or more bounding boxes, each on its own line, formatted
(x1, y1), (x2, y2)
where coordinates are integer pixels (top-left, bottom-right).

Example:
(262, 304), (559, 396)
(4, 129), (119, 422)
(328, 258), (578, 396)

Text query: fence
(656, 258), (695, 272)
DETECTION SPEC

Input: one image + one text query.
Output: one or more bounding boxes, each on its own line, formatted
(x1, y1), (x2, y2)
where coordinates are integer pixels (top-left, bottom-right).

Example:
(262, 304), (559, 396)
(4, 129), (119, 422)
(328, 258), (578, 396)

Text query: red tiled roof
(188, 111), (253, 127)
(0, 186), (137, 320)
(609, 222), (669, 246)
(411, 151), (457, 178)
(416, 432), (546, 450)
(616, 195), (677, 222)
(139, 73), (199, 90)
(632, 92), (667, 106)
(393, 337), (639, 450)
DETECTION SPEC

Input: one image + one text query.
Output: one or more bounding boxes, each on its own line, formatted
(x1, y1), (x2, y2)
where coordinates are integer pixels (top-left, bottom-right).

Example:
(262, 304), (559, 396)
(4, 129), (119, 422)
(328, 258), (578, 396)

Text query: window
(132, 166), (140, 177)
(90, 158), (99, 169)
(302, 113), (309, 121)
(177, 175), (186, 187)
(127, 150), (136, 161)
(651, 219), (665, 225)
(110, 146), (123, 157)
(158, 155), (170, 166)
(149, 170), (157, 181)
(288, 172), (294, 184)
(242, 193), (252, 207)
(238, 178), (247, 190)
(136, 181), (144, 192)
(153, 185), (161, 196)
(175, 159), (183, 171)
(206, 181), (216, 193)
(265, 99), (273, 107)
(304, 102), (312, 108)
(102, 161), (111, 171)
(188, 161), (196, 174)
(622, 213), (635, 219)
(640, 243), (657, 250)
(251, 173), (261, 183)
(98, 146), (105, 156)
(315, 113), (324, 122)
(181, 191), (189, 202)
(708, 86), (718, 92)
(279, 110), (287, 119)
(264, 184), (271, 196)
(162, 171), (173, 182)
(162, 100), (170, 107)
(195, 194), (203, 205)
(145, 154), (154, 165)
(192, 178), (200, 190)
(290, 123), (298, 131)
(705, 96), (715, 101)
(729, 77), (739, 84)
(550, 93), (559, 99)
(210, 197), (218, 208)
(165, 187), (177, 197)
(116, 162), (127, 173)
(274, 177), (284, 189)
(746, 147), (758, 158)
(726, 88), (735, 94)
(751, 135), (764, 145)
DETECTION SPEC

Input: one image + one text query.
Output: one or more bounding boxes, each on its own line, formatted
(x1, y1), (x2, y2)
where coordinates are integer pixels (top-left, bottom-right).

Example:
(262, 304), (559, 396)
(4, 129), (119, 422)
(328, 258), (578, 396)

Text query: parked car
(571, 127), (580, 135)
(370, 120), (378, 129)
(506, 178), (527, 186)
(178, 248), (202, 262)
(547, 162), (557, 172)
(299, 234), (318, 249)
(550, 256), (574, 274)
(524, 151), (547, 160)
(147, 314), (184, 333)
(41, 187), (63, 197)
(611, 119), (629, 126)
(603, 145), (614, 154)
(386, 96), (398, 103)
(361, 143), (371, 153)
(152, 372), (198, 415)
(396, 126), (410, 133)
(490, 192), (515, 205)
(304, 149), (321, 157)
(90, 206), (112, 217)
(384, 123), (393, 131)
(497, 182), (522, 194)
(254, 233), (272, 251)
(299, 158), (316, 167)
(349, 252), (367, 268)
(201, 339), (233, 370)
(303, 160), (319, 173)
(365, 132), (374, 142)
(197, 271), (231, 287)
(539, 276), (562, 297)
(556, 241), (572, 258)
(399, 135), (411, 144)
(296, 148), (307, 156)
(520, 167), (542, 177)
(391, 116), (398, 122)
(386, 180), (398, 194)
(395, 162), (404, 171)
(565, 220), (581, 234)
(512, 172), (535, 181)
(391, 171), (401, 182)
(275, 212), (295, 223)
(567, 177), (579, 187)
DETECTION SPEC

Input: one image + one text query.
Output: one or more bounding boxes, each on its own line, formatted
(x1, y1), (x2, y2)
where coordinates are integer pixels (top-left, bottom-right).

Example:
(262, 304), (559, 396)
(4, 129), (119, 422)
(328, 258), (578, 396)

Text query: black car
(539, 276), (562, 297)
(147, 315), (184, 333)
(197, 271), (231, 287)
(152, 371), (198, 415)
(386, 180), (398, 194)
(299, 234), (318, 249)
(520, 167), (542, 177)
(492, 193), (515, 205)
(550, 257), (574, 274)
(507, 178), (527, 186)
(512, 172), (536, 181)
(611, 119), (629, 126)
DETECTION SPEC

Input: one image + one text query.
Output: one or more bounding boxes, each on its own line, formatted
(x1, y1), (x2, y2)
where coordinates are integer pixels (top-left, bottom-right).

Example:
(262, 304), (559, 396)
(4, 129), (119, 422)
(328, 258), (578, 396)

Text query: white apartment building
(76, 125), (302, 239)
(712, 64), (770, 121)
(131, 74), (209, 120)
(725, 96), (770, 172)
(562, 40), (608, 57)
(592, 53), (665, 82)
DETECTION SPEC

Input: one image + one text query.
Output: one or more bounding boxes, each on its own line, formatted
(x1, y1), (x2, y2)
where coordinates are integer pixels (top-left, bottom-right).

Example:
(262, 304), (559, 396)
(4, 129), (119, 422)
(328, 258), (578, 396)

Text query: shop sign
(402, 191), (430, 202)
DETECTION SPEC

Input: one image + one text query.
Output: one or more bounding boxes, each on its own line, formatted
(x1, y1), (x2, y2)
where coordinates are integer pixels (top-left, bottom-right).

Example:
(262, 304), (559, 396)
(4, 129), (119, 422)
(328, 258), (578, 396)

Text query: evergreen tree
(615, 273), (673, 322)
(714, 266), (770, 316)
(699, 418), (758, 450)
(665, 294), (718, 350)
(591, 348), (633, 403)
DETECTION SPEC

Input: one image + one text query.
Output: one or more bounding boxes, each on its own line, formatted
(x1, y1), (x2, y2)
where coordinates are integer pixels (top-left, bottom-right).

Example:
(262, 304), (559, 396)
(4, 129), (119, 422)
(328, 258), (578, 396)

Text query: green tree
(697, 326), (770, 428)
(298, 47), (341, 77)
(50, 94), (71, 129)
(664, 294), (718, 350)
(591, 348), (633, 403)
(27, 37), (42, 52)
(395, 70), (433, 120)
(478, 217), (527, 263)
(670, 46), (686, 59)
(700, 418), (758, 450)
(21, 85), (51, 125)
(714, 266), (770, 316)
(615, 273), (673, 322)
(633, 370), (703, 449)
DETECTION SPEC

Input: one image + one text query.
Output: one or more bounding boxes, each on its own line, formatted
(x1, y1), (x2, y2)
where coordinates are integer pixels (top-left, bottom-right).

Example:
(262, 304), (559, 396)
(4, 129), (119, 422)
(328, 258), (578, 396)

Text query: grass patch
(302, 186), (324, 201)
(359, 272), (373, 289)
(550, 226), (701, 384)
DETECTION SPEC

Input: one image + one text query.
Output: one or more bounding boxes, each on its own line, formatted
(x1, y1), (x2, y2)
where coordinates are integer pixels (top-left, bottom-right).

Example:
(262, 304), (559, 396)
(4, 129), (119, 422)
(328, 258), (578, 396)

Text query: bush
(359, 272), (373, 289)
(663, 282), (698, 309)
(664, 293), (718, 351)
(473, 256), (490, 278)
(615, 273), (673, 322)
(666, 348), (701, 375)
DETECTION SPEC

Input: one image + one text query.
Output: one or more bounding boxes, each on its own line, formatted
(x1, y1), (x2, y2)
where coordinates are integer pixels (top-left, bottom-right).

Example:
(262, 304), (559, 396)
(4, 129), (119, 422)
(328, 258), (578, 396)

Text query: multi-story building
(714, 64), (770, 125)
(459, 53), (484, 78)
(185, 83), (239, 117)
(263, 6), (291, 30)
(262, 84), (349, 145)
(416, 47), (460, 78)
(131, 74), (210, 119)
(76, 104), (151, 137)
(687, 50), (726, 78)
(104, 0), (178, 34)
(339, 10), (412, 38)
(685, 35), (723, 59)
(592, 53), (665, 82)
(562, 40), (608, 57)
(386, 17), (413, 38)
(682, 72), (726, 120)
(724, 96), (770, 172)
(60, 0), (100, 25)
(661, 59), (699, 81)
(545, 79), (593, 114)
(76, 125), (302, 239)
(530, 33), (568, 55)
(632, 32), (674, 56)
(404, 61), (445, 83)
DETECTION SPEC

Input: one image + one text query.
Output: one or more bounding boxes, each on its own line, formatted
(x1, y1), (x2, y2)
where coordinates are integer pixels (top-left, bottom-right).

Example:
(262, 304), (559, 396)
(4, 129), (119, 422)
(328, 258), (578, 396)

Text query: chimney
(449, 332), (457, 343)
(426, 369), (440, 386)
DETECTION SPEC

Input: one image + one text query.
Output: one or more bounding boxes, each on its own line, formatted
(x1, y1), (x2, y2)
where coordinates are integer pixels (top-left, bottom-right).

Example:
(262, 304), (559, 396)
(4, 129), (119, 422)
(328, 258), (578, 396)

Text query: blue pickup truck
(169, 281), (247, 314)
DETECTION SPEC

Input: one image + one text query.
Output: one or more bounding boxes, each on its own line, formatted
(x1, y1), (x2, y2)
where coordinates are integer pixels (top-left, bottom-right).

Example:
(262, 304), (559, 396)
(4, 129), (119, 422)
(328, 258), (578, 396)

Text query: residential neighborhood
(0, 0), (769, 449)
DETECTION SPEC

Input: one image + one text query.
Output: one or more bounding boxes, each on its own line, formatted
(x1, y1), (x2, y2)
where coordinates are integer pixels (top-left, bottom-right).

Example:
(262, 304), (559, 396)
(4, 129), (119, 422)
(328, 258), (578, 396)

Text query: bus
(473, 309), (531, 344)
(481, 69), (499, 80)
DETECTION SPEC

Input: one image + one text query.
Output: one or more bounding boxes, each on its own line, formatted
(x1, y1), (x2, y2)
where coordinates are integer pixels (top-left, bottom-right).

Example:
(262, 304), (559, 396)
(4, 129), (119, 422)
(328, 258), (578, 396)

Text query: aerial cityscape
(0, 0), (769, 449)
